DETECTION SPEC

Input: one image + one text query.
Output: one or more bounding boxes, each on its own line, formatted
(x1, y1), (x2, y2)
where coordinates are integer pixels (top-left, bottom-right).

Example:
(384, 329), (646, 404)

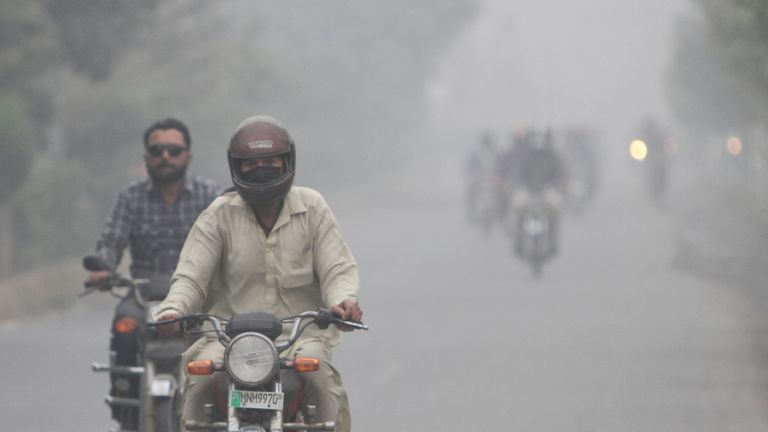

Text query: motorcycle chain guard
(226, 312), (283, 340)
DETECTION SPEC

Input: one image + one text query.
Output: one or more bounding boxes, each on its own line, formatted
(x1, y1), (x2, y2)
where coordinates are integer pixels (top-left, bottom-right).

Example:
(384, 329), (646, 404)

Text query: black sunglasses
(147, 144), (186, 157)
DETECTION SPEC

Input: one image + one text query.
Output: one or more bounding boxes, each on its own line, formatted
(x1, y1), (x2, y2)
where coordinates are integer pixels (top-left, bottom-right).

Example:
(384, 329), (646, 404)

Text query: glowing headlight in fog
(224, 333), (279, 387)
(726, 136), (742, 156)
(629, 139), (648, 161)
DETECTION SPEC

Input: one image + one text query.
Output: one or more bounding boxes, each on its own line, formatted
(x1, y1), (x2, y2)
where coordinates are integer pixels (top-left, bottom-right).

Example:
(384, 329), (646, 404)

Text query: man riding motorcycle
(464, 131), (499, 226)
(506, 128), (566, 256)
(87, 118), (220, 430)
(154, 115), (363, 432)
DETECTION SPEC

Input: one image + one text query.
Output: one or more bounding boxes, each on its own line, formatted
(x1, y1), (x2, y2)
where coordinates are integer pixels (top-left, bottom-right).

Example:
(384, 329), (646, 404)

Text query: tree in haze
(0, 0), (158, 275)
(666, 0), (768, 283)
(4, 0), (480, 274)
(667, 0), (768, 187)
(668, 0), (768, 132)
(50, 0), (481, 188)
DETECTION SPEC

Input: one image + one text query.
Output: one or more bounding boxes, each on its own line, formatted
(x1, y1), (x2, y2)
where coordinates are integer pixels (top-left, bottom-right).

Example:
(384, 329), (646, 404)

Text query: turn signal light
(114, 317), (139, 334)
(293, 357), (320, 372)
(187, 359), (214, 375)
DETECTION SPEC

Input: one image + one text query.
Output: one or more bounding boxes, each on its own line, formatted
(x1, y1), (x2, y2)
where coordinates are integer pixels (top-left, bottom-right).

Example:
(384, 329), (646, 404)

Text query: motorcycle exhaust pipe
(283, 421), (335, 431)
(91, 362), (145, 375)
(184, 420), (228, 431)
(104, 395), (140, 407)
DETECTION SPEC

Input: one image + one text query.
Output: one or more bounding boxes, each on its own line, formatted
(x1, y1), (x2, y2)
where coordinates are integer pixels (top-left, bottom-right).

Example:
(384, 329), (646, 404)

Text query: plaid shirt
(95, 176), (221, 279)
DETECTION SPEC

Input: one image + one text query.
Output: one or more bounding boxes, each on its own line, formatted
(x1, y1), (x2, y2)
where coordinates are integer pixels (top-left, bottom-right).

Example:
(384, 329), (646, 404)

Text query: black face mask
(241, 166), (282, 184)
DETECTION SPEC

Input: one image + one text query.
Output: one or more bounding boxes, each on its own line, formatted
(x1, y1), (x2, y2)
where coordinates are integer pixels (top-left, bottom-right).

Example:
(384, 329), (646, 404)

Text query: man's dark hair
(143, 118), (192, 149)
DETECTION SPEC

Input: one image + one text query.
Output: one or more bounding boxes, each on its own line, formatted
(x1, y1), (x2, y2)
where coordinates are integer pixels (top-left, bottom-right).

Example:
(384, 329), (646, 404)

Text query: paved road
(1, 165), (767, 431)
(0, 294), (115, 431)
(333, 163), (768, 431)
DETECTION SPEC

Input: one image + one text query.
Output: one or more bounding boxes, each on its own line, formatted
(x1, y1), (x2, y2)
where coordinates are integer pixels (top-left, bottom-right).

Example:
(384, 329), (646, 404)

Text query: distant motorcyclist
(87, 118), (220, 430)
(464, 130), (499, 228)
(561, 126), (600, 212)
(495, 128), (528, 219)
(508, 128), (566, 255)
(637, 117), (670, 203)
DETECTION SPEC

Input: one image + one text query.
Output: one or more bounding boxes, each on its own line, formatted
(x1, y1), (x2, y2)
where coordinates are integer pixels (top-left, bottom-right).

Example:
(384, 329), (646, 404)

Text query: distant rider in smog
(508, 128), (566, 255)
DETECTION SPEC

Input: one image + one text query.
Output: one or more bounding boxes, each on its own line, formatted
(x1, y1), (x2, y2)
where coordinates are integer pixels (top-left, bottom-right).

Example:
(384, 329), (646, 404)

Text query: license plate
(229, 390), (283, 410)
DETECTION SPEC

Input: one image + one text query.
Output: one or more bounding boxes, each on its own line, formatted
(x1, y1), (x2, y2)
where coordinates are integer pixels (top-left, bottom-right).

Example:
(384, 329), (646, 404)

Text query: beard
(147, 161), (187, 184)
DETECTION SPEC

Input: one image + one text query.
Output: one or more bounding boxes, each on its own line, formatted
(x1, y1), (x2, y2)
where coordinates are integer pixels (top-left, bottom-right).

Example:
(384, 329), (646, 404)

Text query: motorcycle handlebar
(80, 274), (135, 299)
(310, 309), (369, 331)
(148, 310), (368, 349)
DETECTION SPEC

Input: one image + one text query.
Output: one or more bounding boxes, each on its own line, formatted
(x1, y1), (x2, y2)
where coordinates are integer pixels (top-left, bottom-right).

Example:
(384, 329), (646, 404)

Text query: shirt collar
(273, 188), (305, 231)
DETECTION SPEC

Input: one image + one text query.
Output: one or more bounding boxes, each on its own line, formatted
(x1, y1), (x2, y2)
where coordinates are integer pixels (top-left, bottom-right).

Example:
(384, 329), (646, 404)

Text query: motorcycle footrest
(184, 420), (228, 430)
(91, 362), (145, 375)
(284, 421), (336, 431)
(104, 395), (140, 407)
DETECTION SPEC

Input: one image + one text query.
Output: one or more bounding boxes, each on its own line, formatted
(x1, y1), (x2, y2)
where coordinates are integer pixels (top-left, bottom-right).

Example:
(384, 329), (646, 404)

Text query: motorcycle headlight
(224, 333), (279, 387)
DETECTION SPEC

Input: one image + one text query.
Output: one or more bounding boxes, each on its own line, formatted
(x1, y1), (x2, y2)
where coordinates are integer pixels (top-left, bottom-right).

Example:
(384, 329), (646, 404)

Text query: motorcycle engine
(238, 408), (272, 427)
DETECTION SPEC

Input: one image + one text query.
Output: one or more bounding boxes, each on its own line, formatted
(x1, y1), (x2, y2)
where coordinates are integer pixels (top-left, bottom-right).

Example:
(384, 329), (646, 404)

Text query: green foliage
(0, 95), (37, 202)
(0, 0), (59, 131)
(57, 77), (147, 171)
(0, 0), (160, 275)
(0, 1), (59, 86)
(0, 0), (159, 201)
(668, 0), (768, 131)
(44, 0), (159, 80)
(5, 1), (481, 274)
(11, 158), (102, 270)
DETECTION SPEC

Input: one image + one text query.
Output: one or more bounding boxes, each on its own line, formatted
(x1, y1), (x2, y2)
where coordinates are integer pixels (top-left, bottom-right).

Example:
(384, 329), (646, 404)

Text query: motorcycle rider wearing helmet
(514, 128), (565, 194)
(510, 128), (566, 254)
(87, 117), (221, 430)
(153, 115), (363, 432)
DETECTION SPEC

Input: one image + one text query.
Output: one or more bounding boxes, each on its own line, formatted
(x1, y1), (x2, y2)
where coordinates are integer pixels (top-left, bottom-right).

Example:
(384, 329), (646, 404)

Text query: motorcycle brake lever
(317, 309), (368, 331)
(146, 316), (183, 328)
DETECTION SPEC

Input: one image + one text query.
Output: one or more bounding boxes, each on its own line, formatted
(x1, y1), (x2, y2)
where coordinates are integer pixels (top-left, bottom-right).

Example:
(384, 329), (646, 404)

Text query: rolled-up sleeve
(312, 198), (359, 307)
(154, 208), (223, 318)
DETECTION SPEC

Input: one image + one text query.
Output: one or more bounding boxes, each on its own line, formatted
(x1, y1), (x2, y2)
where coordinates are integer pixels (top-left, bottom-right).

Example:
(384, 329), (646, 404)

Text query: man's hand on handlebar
(154, 310), (182, 337)
(330, 299), (363, 331)
(87, 271), (110, 288)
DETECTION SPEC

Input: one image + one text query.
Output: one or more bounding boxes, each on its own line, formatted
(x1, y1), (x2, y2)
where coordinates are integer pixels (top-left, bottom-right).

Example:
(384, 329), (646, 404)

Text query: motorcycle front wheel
(152, 396), (181, 432)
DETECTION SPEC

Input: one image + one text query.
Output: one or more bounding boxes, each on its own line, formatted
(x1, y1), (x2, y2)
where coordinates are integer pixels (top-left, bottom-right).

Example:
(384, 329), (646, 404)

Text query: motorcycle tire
(152, 396), (180, 432)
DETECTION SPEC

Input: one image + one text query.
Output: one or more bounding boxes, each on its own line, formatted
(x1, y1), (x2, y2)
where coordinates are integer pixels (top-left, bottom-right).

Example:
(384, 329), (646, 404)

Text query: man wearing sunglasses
(87, 117), (221, 430)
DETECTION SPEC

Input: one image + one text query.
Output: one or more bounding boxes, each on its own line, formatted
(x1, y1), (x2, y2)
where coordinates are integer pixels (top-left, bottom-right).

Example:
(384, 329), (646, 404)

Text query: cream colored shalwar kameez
(153, 187), (359, 431)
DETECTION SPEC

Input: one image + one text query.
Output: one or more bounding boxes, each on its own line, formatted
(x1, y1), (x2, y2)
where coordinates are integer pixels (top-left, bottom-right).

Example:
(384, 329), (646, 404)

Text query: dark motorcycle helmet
(228, 115), (296, 207)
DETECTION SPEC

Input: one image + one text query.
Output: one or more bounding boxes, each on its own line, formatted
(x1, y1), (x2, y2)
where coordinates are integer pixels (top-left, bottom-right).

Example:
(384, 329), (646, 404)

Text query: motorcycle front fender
(149, 373), (178, 397)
